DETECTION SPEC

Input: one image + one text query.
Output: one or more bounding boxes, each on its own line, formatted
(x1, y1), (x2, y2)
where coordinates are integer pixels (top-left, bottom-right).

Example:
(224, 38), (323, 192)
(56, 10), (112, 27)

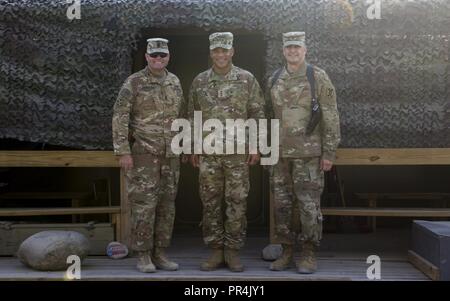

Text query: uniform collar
(280, 62), (307, 79)
(208, 64), (239, 82)
(145, 67), (169, 84)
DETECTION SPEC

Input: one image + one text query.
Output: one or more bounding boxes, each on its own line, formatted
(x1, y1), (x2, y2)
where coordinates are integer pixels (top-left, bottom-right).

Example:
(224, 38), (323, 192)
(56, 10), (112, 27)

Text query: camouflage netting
(0, 0), (449, 149)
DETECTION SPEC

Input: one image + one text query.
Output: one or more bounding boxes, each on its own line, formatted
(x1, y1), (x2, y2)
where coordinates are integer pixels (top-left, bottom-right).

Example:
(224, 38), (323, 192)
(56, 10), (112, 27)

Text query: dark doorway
(133, 28), (269, 233)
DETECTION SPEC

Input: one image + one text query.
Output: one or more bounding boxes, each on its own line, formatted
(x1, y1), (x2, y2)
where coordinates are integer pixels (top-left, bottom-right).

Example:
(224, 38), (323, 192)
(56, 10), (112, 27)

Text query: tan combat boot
(153, 247), (179, 271)
(200, 248), (225, 271)
(224, 248), (244, 272)
(136, 251), (156, 273)
(297, 242), (317, 274)
(270, 244), (293, 271)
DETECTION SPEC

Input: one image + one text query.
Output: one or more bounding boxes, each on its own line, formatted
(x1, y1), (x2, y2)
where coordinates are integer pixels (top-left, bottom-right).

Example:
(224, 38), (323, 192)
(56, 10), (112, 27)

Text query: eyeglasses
(149, 52), (168, 58)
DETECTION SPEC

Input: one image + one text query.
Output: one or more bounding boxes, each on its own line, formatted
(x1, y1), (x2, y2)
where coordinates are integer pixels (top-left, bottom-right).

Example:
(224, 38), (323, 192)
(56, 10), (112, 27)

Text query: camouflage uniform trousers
(271, 157), (324, 246)
(127, 154), (180, 252)
(199, 155), (250, 250)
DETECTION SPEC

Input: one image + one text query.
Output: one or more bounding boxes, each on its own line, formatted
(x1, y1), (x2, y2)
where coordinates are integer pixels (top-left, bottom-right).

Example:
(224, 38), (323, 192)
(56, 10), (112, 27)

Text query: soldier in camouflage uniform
(112, 38), (185, 273)
(188, 32), (265, 272)
(267, 32), (341, 273)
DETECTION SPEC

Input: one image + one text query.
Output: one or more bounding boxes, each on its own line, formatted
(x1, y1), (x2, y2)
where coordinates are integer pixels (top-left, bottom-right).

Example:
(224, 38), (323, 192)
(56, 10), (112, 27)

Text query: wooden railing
(1, 148), (450, 244)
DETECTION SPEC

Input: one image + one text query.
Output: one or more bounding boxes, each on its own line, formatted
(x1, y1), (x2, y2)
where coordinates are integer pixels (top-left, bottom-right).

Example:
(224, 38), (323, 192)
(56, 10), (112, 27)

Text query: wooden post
(368, 194), (377, 233)
(269, 182), (275, 243)
(120, 169), (131, 248)
(111, 213), (121, 242)
(71, 198), (80, 223)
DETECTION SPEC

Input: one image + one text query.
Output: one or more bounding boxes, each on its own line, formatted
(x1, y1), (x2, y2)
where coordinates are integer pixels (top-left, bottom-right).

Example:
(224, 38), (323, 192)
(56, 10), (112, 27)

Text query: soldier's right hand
(119, 155), (134, 171)
(190, 155), (200, 168)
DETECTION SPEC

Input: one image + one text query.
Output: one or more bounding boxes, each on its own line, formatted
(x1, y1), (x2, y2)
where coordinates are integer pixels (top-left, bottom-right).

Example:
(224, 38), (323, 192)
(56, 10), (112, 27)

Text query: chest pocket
(219, 81), (248, 113)
(286, 82), (306, 106)
(282, 107), (302, 129)
(272, 82), (302, 118)
(135, 85), (160, 112)
(197, 85), (217, 110)
(277, 81), (311, 136)
(163, 84), (182, 111)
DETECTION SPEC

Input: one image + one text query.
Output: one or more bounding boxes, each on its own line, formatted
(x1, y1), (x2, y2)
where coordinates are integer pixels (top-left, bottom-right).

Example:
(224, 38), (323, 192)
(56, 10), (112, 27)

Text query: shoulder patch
(326, 87), (334, 97)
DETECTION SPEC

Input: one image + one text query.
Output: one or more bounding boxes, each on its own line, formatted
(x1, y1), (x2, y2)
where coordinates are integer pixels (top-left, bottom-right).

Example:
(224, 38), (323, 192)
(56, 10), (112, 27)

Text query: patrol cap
(146, 38), (169, 54)
(209, 32), (233, 50)
(282, 32), (306, 48)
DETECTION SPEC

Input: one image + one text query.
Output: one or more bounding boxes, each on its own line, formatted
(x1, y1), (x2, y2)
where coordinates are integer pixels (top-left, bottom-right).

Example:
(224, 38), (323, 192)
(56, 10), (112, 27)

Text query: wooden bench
(352, 193), (450, 231)
(269, 148), (450, 242)
(322, 150), (450, 234)
(0, 206), (122, 245)
(0, 151), (126, 243)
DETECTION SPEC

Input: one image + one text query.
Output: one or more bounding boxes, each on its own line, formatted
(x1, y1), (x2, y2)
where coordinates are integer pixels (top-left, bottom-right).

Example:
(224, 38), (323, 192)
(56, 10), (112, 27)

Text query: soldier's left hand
(119, 154), (134, 171)
(320, 159), (333, 171)
(181, 154), (190, 163)
(247, 153), (260, 165)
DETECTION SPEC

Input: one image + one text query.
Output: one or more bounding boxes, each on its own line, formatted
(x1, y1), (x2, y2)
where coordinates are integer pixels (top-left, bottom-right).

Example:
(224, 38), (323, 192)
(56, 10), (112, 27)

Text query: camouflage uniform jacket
(188, 65), (265, 152)
(268, 63), (341, 161)
(112, 67), (185, 157)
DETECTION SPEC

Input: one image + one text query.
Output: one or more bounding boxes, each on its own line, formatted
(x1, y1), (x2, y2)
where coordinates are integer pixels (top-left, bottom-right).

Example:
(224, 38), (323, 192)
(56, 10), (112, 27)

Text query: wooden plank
(407, 250), (440, 281)
(356, 192), (450, 200)
(322, 207), (450, 217)
(0, 192), (92, 200)
(335, 148), (450, 165)
(0, 206), (121, 217)
(0, 256), (427, 281)
(0, 151), (119, 167)
(0, 233), (429, 280)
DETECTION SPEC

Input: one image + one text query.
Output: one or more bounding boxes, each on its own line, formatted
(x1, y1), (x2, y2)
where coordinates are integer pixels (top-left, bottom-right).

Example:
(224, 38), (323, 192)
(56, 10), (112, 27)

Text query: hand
(181, 154), (190, 163)
(320, 159), (333, 172)
(190, 155), (200, 168)
(247, 153), (260, 165)
(119, 155), (134, 171)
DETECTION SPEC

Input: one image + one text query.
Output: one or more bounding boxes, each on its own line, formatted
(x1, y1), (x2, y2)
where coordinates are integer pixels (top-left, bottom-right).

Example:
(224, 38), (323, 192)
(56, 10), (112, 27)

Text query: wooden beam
(0, 206), (121, 217)
(0, 148), (450, 167)
(335, 148), (450, 165)
(407, 250), (440, 281)
(322, 207), (450, 217)
(0, 151), (119, 167)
